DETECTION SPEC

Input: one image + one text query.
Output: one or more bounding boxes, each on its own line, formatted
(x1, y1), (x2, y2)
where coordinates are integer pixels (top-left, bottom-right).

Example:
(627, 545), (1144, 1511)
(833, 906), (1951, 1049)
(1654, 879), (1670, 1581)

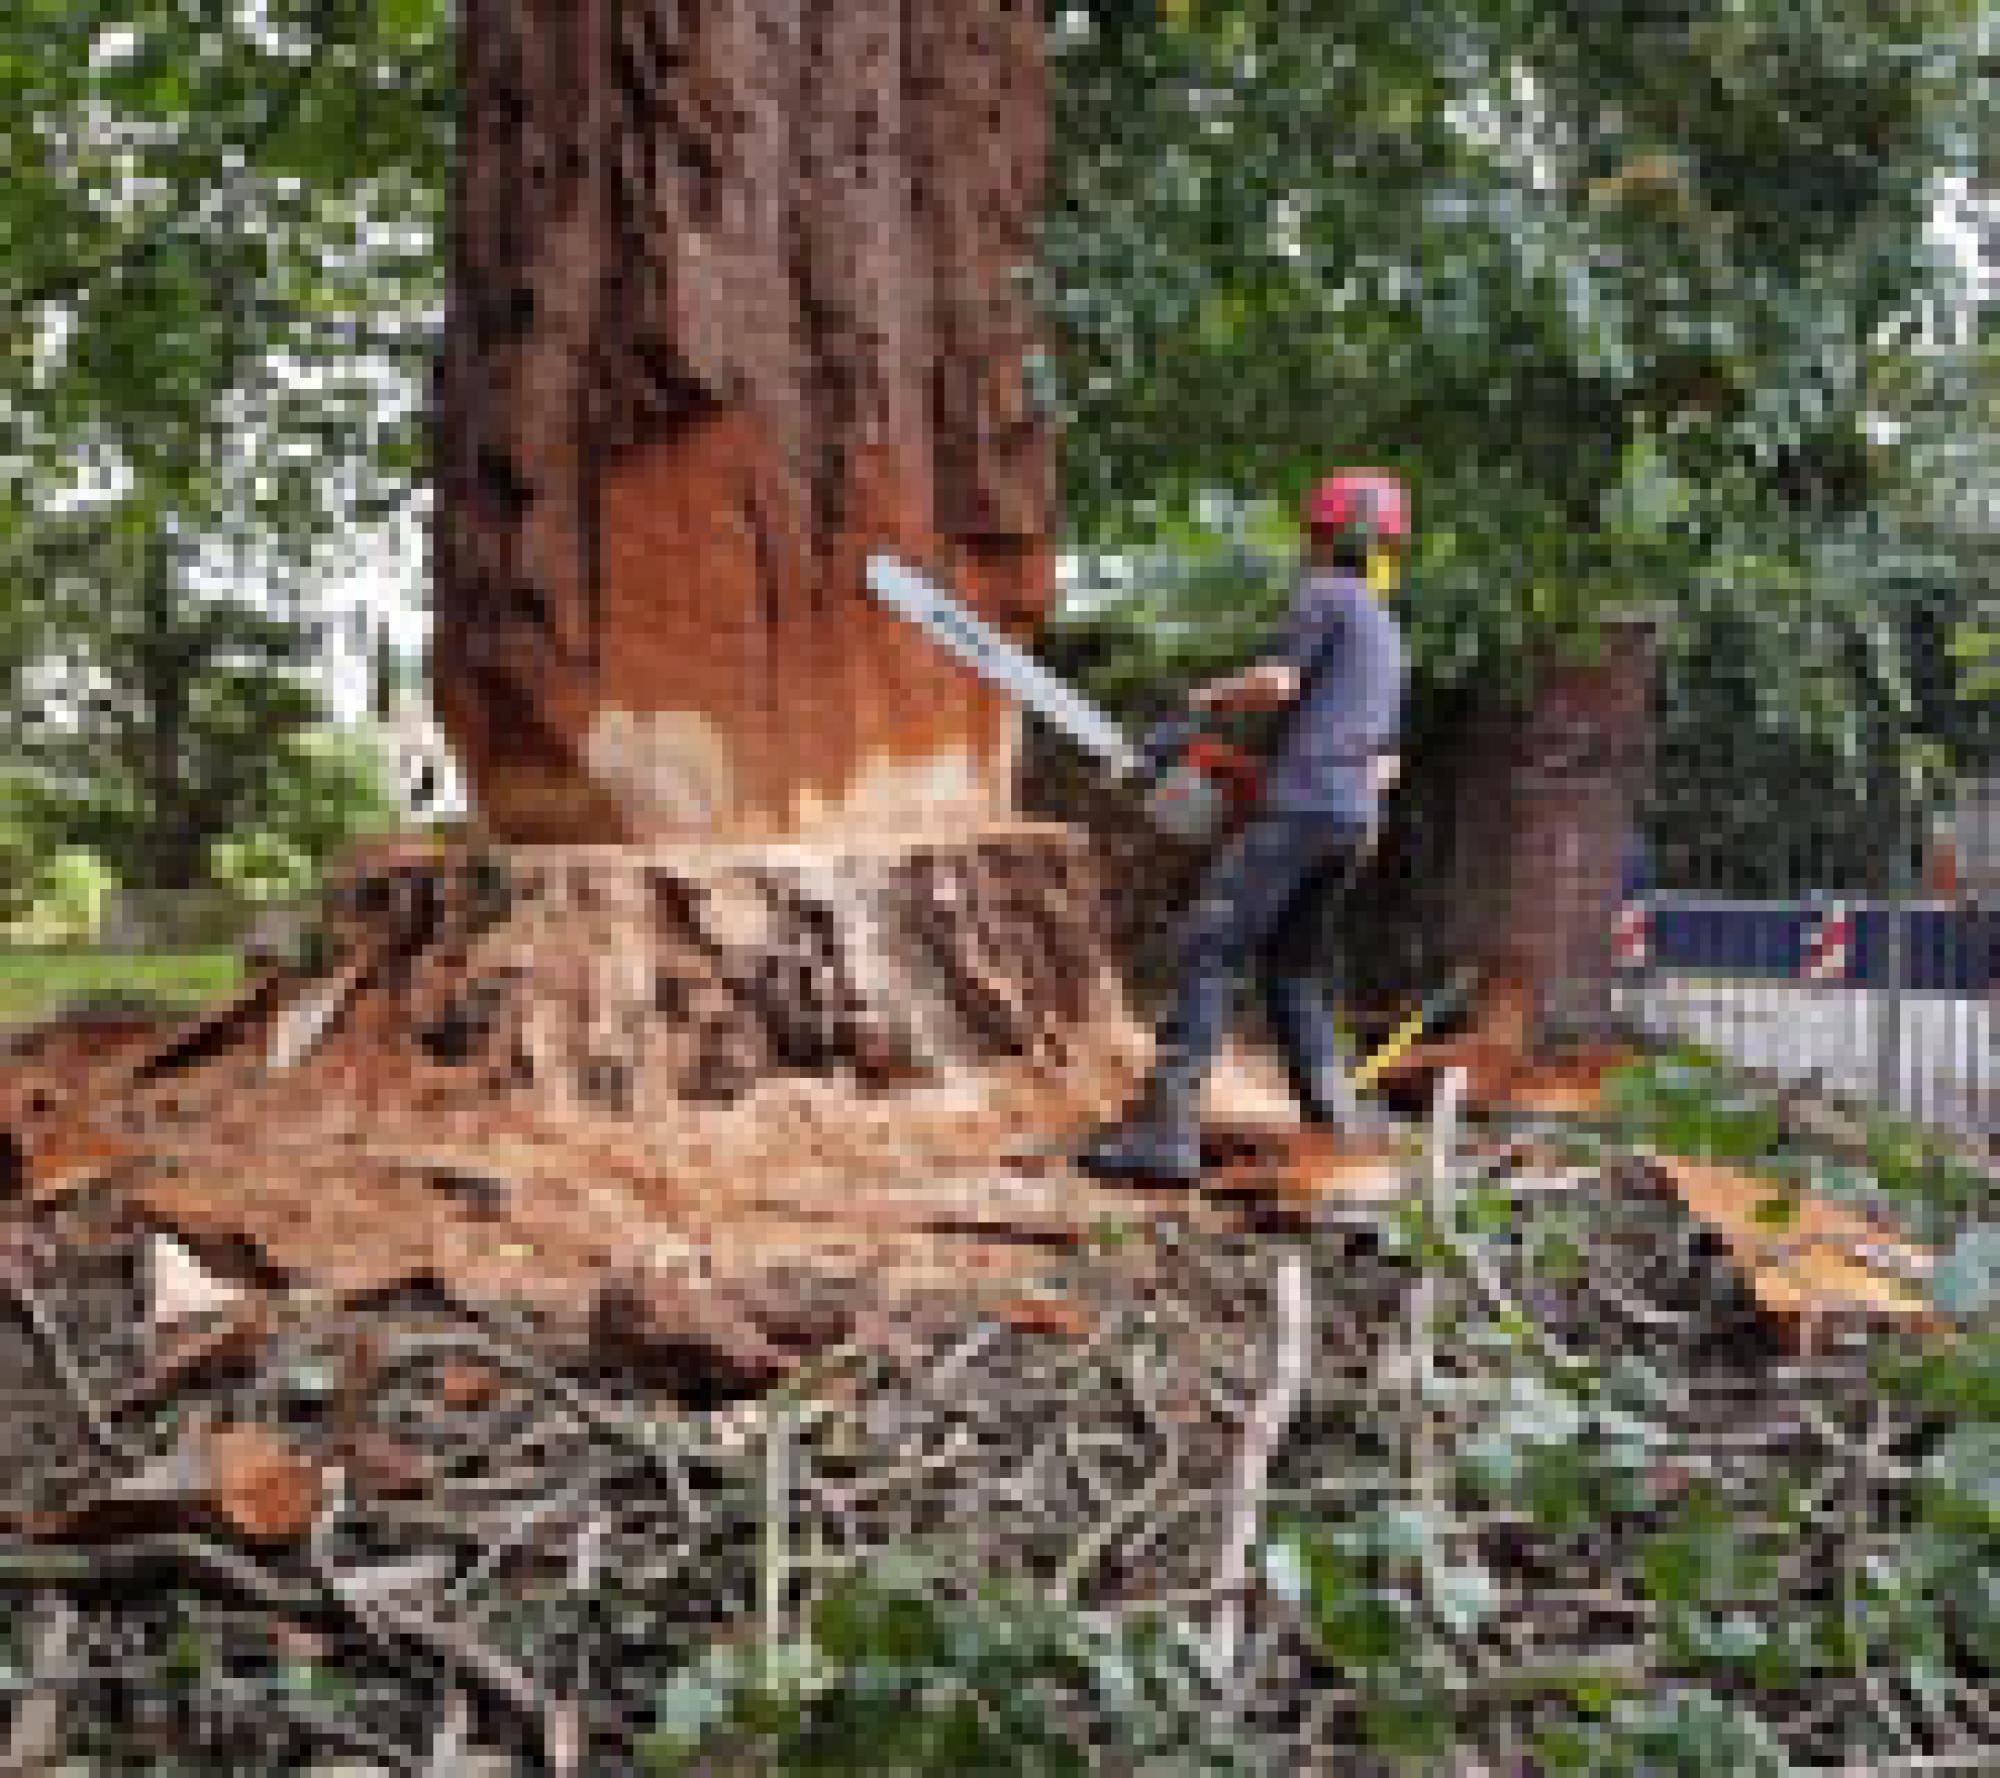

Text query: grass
(0, 949), (243, 1025)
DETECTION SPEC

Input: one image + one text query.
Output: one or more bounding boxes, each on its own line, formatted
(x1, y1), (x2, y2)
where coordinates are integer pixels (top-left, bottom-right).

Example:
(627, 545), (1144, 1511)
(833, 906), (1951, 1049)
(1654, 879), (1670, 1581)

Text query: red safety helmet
(1304, 471), (1410, 543)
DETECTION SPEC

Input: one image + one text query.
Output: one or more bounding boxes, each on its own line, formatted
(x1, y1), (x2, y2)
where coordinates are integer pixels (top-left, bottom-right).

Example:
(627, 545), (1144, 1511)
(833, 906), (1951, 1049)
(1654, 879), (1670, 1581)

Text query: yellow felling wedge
(1352, 969), (1480, 1091)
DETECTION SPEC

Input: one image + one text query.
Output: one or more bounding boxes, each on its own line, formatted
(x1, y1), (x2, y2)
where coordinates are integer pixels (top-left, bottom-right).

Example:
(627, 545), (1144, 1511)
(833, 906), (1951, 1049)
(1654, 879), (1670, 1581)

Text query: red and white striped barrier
(1801, 902), (1853, 983)
(1613, 899), (1651, 972)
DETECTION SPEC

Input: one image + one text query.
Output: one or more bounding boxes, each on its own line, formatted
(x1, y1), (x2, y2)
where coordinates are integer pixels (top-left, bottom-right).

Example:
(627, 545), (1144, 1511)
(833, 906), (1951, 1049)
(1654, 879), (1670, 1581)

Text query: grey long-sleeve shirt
(1260, 569), (1406, 825)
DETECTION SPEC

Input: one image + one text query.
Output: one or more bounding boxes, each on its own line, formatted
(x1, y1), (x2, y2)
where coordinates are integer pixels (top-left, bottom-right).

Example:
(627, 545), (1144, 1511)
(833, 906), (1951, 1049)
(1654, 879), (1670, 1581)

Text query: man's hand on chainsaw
(1189, 660), (1300, 714)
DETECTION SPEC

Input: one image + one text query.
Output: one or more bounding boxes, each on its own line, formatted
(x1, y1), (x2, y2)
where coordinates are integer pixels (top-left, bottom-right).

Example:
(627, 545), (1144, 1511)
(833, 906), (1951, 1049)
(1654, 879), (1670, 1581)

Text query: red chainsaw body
(1179, 737), (1264, 819)
(1142, 735), (1265, 844)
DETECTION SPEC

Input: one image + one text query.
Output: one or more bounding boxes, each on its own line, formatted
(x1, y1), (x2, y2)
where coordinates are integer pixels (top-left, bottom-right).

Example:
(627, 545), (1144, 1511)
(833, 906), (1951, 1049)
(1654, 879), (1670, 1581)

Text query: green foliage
(1871, 1323), (2000, 1672)
(208, 828), (313, 905)
(1931, 1225), (2000, 1317)
(1045, 534), (1297, 725)
(1454, 1367), (1666, 1531)
(1912, 1424), (2000, 1671)
(1267, 1509), (1465, 1760)
(7, 503), (394, 890)
(639, 1560), (1255, 1776)
(0, 950), (241, 1023)
(0, 776), (53, 922)
(255, 726), (398, 872)
(1603, 1049), (1994, 1249)
(1601, 1051), (1786, 1165)
(1, 847), (119, 945)
(1534, 1687), (1790, 1776)
(1956, 625), (2000, 699)
(1864, 1117), (1995, 1238)
(1922, 1421), (2000, 1536)
(1044, 4), (1995, 900)
(1047, 1), (1991, 667)
(0, 0), (449, 542)
(1, 0), (444, 887)
(1879, 1327), (2000, 1421)
(1639, 1482), (1798, 1679)
(160, 1614), (212, 1687)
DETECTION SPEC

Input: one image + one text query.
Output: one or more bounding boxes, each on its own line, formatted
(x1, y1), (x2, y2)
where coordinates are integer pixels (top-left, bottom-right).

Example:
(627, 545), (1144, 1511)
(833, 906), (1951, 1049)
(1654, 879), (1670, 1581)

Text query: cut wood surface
(1198, 1122), (1409, 1204)
(1645, 1153), (1938, 1351)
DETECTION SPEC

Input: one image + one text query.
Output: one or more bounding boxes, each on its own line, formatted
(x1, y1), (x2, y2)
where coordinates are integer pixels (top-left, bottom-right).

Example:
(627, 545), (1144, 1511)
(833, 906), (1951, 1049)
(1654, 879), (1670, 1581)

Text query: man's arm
(1188, 659), (1300, 713)
(1191, 580), (1338, 713)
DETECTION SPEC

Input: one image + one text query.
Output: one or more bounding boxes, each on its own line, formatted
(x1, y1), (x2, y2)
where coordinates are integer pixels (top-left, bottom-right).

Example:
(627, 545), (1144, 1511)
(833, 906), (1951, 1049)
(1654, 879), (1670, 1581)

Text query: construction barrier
(1611, 899), (1650, 973)
(1800, 902), (1852, 984)
(1614, 896), (1996, 996)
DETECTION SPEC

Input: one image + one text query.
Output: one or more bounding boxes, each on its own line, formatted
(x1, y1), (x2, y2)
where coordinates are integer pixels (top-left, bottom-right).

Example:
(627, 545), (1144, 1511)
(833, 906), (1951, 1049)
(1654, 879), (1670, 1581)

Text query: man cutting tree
(1079, 471), (1410, 1186)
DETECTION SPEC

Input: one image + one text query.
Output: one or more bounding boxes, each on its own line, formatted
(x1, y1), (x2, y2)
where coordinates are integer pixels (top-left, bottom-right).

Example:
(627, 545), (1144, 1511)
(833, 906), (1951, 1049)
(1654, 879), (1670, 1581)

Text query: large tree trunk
(1440, 618), (1658, 1038)
(433, 0), (1055, 844)
(406, 1), (1139, 1225)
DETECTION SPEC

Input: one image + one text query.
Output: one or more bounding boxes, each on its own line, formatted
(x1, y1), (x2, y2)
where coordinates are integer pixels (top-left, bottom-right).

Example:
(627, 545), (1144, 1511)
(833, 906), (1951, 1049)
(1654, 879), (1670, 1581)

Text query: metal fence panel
(1610, 776), (1995, 1145)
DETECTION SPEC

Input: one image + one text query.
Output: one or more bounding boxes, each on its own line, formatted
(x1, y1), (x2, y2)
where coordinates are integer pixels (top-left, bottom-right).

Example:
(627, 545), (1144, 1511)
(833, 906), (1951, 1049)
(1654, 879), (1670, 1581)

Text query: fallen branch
(1051, 1355), (1186, 1602)
(196, 1673), (427, 1777)
(0, 1256), (138, 1461)
(383, 1324), (703, 1519)
(422, 1690), (471, 1778)
(338, 1573), (552, 1727)
(4, 1594), (75, 1774)
(0, 1536), (323, 1614)
(1206, 1249), (1310, 1689)
(0, 1528), (558, 1751)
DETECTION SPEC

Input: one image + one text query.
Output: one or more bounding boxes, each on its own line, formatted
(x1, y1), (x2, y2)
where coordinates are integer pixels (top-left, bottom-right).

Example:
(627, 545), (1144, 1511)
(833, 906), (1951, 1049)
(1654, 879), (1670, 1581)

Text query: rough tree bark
(433, 0), (1055, 844)
(329, 829), (1134, 1122)
(1442, 618), (1658, 1037)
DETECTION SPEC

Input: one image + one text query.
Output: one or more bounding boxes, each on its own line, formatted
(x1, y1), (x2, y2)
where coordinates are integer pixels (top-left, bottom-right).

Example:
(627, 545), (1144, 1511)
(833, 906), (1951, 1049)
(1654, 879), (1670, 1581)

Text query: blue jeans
(1150, 811), (1372, 1109)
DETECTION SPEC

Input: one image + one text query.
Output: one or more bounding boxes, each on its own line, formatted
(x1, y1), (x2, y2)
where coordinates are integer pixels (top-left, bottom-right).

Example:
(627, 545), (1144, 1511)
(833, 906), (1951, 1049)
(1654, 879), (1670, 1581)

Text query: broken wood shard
(267, 954), (376, 1074)
(1643, 1154), (1938, 1352)
(1199, 1123), (1409, 1203)
(32, 1424), (322, 1548)
(147, 1232), (250, 1330)
(115, 1301), (268, 1413)
(588, 1268), (789, 1401)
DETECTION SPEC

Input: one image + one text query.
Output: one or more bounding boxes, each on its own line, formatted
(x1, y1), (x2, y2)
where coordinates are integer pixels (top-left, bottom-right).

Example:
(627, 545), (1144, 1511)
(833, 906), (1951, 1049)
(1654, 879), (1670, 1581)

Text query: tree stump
(328, 827), (1139, 1126)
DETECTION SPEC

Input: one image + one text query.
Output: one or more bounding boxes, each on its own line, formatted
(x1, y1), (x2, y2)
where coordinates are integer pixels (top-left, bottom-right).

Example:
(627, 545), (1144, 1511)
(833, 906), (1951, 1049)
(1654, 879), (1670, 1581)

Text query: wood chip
(206, 1425), (323, 1545)
(147, 1232), (250, 1329)
(995, 1295), (1094, 1340)
(342, 1430), (435, 1501)
(437, 1360), (503, 1412)
(588, 1269), (788, 1399)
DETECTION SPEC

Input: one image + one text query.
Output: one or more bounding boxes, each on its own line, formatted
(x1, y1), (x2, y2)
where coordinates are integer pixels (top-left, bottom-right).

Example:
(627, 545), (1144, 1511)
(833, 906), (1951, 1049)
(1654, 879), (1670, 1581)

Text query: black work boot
(1076, 1072), (1203, 1187)
(1293, 1064), (1395, 1139)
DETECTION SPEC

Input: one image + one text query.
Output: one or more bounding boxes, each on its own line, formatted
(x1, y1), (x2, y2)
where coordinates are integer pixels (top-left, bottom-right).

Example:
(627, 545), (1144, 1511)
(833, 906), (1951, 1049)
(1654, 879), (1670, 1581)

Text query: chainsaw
(864, 554), (1269, 846)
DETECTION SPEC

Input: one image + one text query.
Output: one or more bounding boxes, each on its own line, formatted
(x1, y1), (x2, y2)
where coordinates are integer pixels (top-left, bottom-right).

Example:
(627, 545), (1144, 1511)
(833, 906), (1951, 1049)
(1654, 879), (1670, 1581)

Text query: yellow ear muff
(1367, 549), (1401, 599)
